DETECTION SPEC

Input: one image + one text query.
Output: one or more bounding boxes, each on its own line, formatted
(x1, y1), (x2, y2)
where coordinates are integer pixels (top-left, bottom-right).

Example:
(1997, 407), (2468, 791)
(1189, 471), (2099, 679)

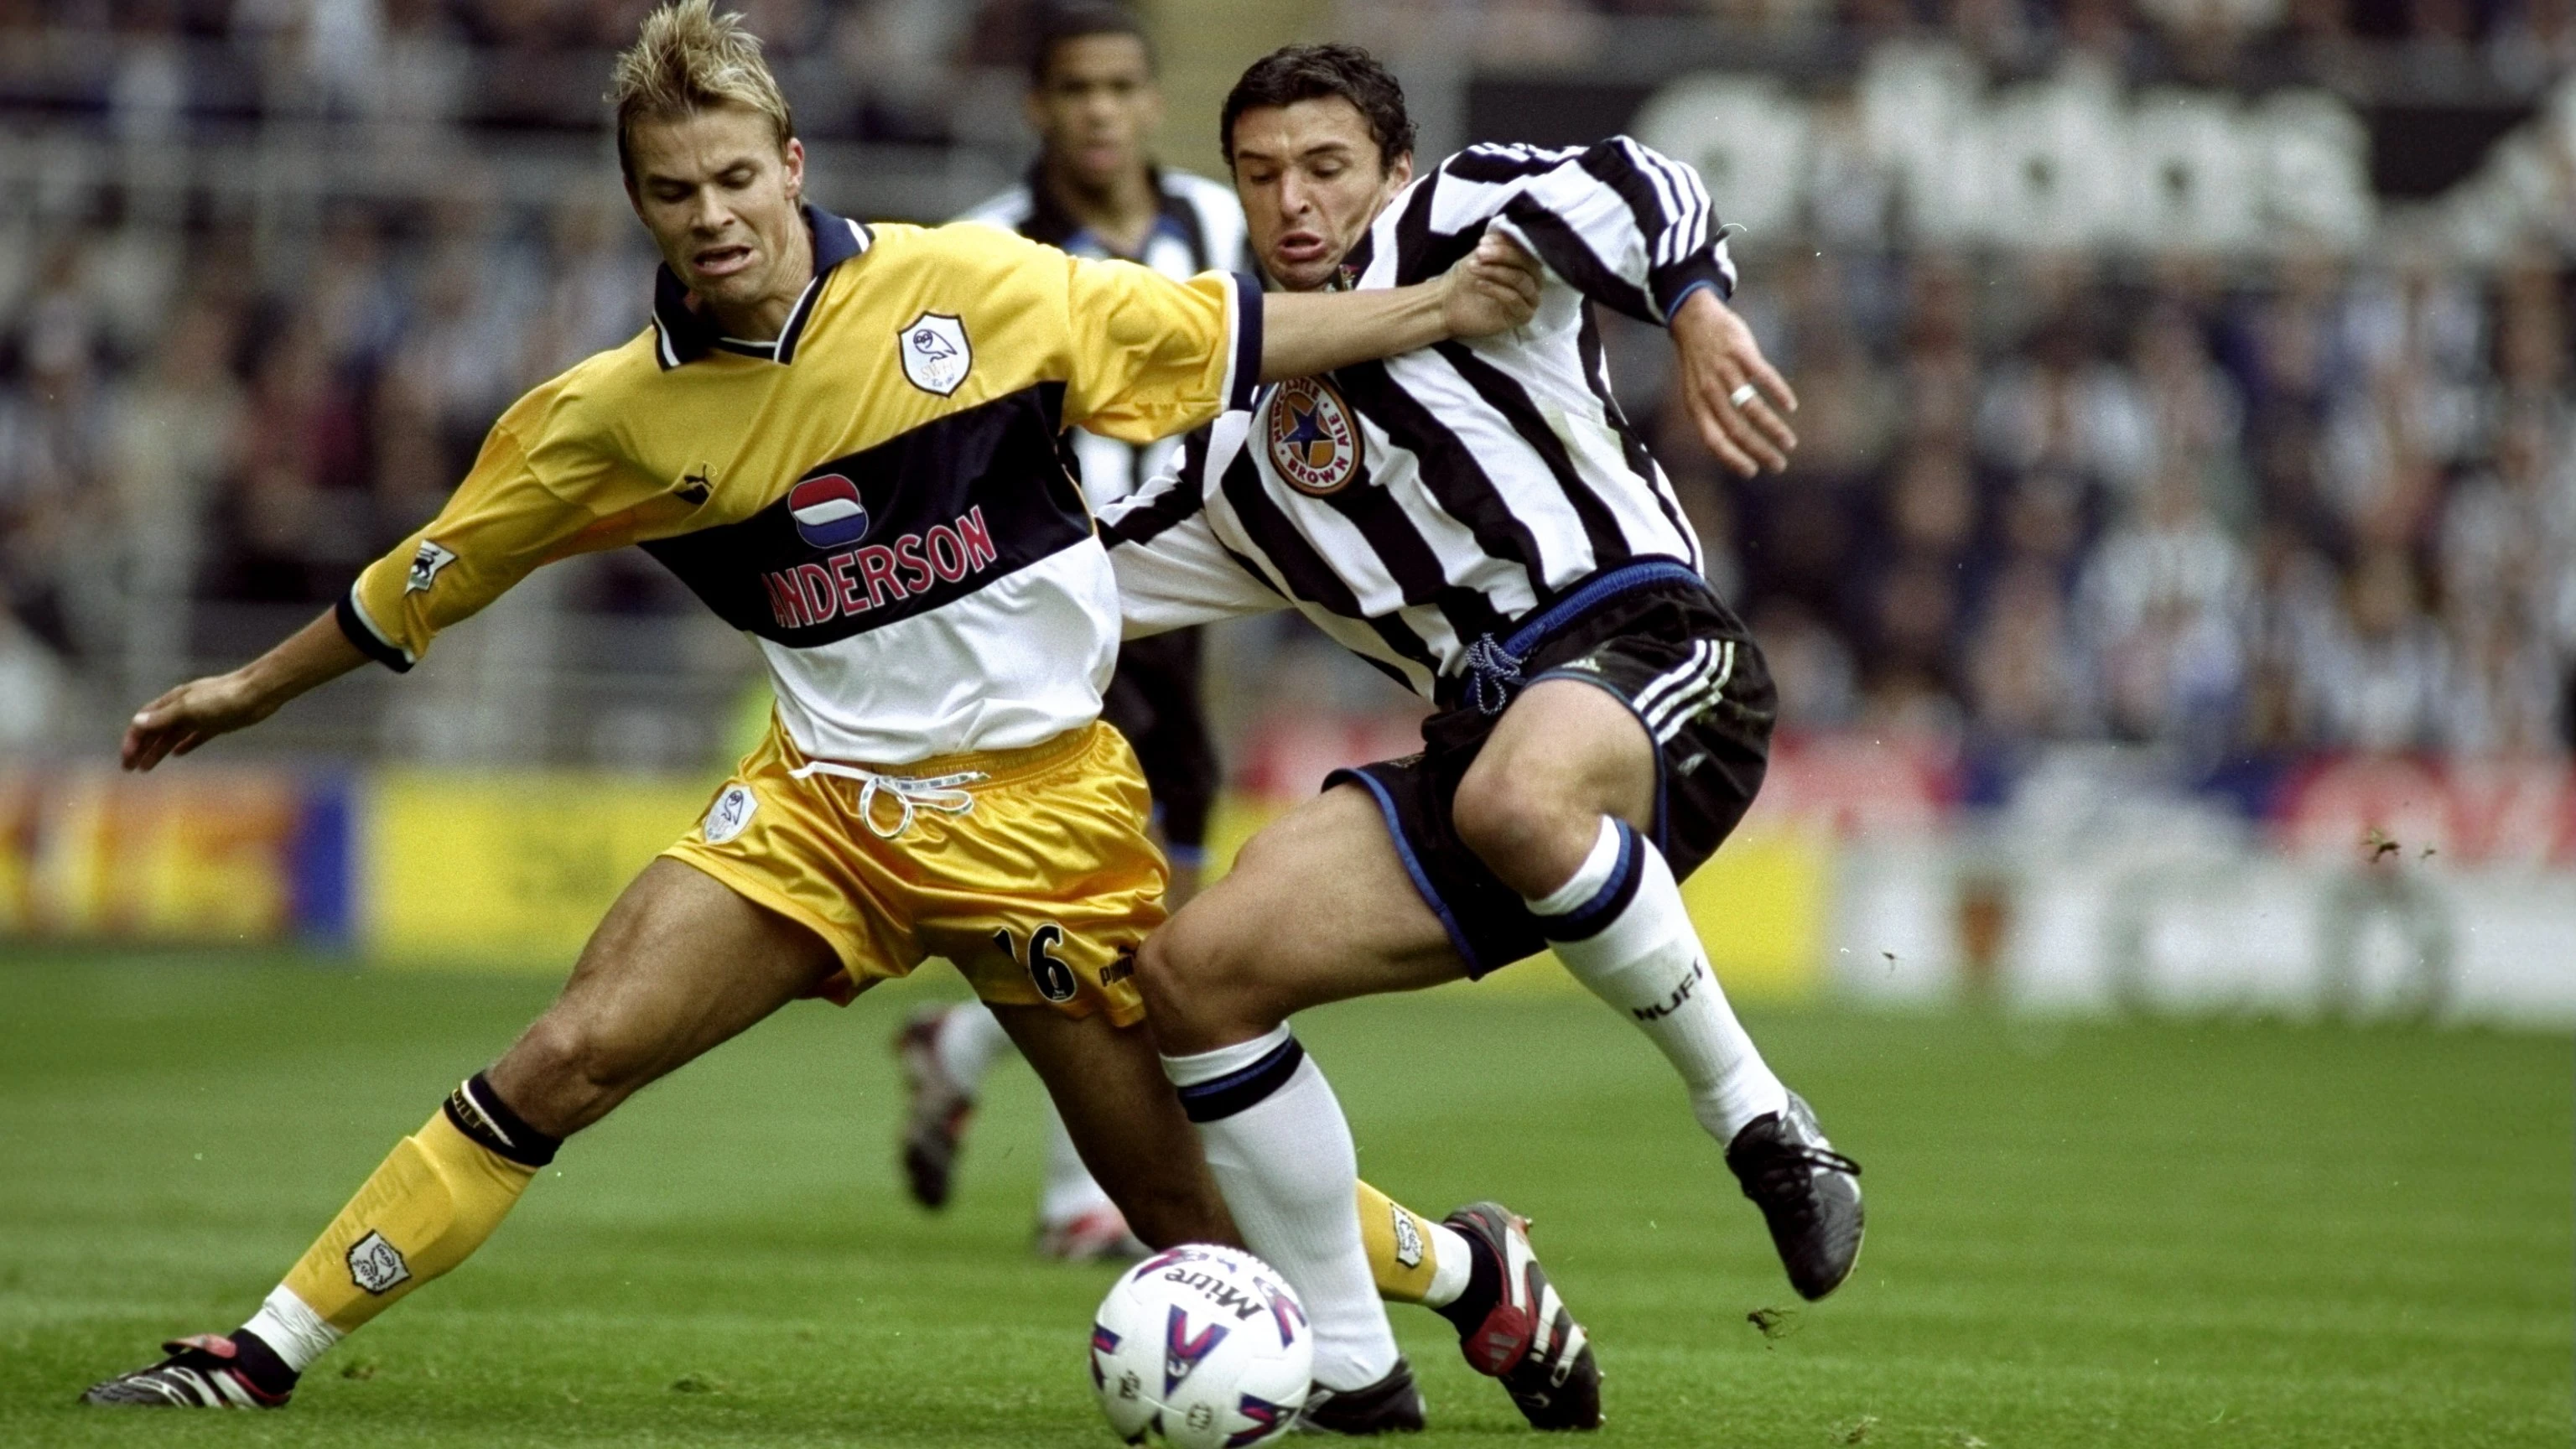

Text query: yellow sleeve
(1057, 257), (1262, 444)
(336, 413), (609, 672)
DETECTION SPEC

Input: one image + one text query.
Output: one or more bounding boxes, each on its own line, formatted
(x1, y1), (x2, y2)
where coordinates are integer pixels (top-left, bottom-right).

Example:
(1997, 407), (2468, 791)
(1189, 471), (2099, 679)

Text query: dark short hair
(1220, 44), (1415, 171)
(1029, 3), (1154, 85)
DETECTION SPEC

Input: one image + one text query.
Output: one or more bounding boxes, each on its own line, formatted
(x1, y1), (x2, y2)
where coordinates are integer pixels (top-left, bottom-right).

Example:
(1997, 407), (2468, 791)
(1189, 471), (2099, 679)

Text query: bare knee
(490, 1010), (654, 1139)
(1137, 899), (1280, 1057)
(1452, 763), (1598, 898)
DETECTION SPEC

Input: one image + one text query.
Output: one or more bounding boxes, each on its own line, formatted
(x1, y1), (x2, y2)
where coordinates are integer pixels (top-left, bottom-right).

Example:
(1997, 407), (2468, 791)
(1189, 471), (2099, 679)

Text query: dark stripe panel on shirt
(640, 383), (1090, 647)
(1159, 182), (1213, 270)
(1215, 446), (1443, 678)
(1432, 339), (1637, 568)
(1332, 358), (1550, 641)
(1300, 448), (1464, 614)
(1577, 141), (1685, 271)
(1576, 307), (1701, 573)
(1100, 433), (1213, 548)
(1498, 196), (1659, 323)
(1391, 181), (1487, 288)
(1440, 144), (1574, 185)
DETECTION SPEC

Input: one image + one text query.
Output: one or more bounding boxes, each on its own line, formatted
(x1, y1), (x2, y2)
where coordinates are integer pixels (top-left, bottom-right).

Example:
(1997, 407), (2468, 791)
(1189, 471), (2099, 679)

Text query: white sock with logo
(1529, 816), (1788, 1143)
(1163, 1026), (1402, 1392)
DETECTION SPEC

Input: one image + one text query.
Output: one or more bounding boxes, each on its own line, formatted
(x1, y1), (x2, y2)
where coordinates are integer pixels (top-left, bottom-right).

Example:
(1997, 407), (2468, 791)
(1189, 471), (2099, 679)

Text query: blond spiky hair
(608, 0), (796, 181)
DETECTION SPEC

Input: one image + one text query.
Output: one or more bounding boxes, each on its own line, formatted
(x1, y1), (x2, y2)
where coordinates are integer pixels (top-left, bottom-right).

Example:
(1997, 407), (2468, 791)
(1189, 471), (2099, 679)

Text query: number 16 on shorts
(995, 922), (1078, 1003)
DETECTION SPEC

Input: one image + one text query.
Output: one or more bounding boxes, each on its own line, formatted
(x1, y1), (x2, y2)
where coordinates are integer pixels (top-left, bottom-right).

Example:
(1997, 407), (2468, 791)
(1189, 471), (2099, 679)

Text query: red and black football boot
(1441, 1202), (1602, 1431)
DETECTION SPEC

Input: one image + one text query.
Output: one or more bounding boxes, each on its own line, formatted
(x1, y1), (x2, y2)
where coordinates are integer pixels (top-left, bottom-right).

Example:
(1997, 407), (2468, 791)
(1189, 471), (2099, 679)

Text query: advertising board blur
(3, 738), (2567, 1022)
(0, 766), (350, 946)
(1472, 53), (2571, 264)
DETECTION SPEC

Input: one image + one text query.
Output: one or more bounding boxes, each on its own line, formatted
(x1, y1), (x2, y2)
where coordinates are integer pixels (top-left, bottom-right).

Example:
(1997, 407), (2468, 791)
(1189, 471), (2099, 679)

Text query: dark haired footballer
(1099, 43), (1865, 1432)
(78, 3), (1546, 1417)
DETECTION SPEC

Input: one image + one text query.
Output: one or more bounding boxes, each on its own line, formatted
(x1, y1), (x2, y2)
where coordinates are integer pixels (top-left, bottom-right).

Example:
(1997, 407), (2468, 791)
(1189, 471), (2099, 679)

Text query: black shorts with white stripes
(1326, 563), (1775, 979)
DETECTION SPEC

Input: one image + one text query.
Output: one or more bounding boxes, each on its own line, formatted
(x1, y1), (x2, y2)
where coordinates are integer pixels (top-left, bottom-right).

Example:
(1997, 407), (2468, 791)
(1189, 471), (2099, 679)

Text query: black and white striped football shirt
(958, 164), (1254, 508)
(1099, 137), (1737, 704)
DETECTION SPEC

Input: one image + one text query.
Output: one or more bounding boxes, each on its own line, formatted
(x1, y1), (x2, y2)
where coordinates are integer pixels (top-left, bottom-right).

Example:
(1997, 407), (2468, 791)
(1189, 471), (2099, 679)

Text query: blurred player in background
(891, 0), (1244, 1265)
(1101, 44), (1864, 1431)
(80, 3), (1544, 1414)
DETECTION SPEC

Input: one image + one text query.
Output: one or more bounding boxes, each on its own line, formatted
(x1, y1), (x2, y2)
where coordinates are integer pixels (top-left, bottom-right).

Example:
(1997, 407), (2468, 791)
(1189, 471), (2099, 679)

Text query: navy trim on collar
(1015, 163), (1199, 263)
(650, 204), (872, 370)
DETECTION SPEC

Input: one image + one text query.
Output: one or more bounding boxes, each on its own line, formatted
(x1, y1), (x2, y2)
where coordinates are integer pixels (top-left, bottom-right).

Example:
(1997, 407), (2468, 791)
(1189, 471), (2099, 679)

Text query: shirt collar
(650, 203), (873, 370)
(1018, 161), (1192, 261)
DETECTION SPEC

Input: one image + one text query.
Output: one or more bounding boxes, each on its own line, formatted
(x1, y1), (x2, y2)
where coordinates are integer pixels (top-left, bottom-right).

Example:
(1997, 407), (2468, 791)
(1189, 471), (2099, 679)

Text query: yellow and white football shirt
(337, 205), (1260, 766)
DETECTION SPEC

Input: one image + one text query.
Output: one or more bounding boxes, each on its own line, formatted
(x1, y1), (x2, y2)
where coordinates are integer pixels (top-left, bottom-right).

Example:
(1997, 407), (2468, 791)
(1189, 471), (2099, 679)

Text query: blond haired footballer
(80, 0), (1542, 1414)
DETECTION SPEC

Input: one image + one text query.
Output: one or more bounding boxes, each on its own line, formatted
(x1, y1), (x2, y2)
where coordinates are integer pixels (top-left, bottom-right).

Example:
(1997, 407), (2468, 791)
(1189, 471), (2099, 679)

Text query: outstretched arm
(1406, 137), (1798, 475)
(1257, 231), (1540, 382)
(121, 610), (366, 771)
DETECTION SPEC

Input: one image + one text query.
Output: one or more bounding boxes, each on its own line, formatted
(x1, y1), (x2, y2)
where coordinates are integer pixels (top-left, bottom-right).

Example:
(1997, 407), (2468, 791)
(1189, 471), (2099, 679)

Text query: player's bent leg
(995, 1002), (1237, 1253)
(1132, 787), (1459, 1420)
(489, 859), (841, 1137)
(83, 860), (840, 1409)
(1138, 783), (1462, 1057)
(1459, 678), (1862, 1301)
(1448, 678), (1658, 899)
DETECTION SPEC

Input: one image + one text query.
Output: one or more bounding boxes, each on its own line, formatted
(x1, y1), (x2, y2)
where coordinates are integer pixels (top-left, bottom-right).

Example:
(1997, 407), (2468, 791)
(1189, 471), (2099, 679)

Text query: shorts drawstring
(788, 761), (989, 839)
(1462, 634), (1528, 716)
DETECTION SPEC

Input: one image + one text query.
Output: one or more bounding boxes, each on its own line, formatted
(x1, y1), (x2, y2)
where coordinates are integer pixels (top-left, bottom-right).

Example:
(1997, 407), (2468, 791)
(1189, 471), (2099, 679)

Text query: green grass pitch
(1, 950), (2567, 1447)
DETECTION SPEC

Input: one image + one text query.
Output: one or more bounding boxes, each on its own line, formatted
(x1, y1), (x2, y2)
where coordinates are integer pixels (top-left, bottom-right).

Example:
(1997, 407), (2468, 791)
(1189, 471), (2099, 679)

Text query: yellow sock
(1356, 1180), (1446, 1305)
(280, 1109), (539, 1333)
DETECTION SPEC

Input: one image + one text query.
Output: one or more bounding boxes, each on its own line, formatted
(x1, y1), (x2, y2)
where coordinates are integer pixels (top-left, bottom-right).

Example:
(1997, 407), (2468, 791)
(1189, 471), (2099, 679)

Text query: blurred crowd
(1365, 0), (2572, 96)
(0, 0), (1118, 145)
(1671, 241), (2575, 760)
(3, 0), (2563, 143)
(0, 0), (2568, 762)
(0, 195), (669, 654)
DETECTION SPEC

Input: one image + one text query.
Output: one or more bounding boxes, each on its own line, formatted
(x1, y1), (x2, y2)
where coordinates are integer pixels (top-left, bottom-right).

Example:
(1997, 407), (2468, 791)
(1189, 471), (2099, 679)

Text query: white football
(1088, 1243), (1312, 1448)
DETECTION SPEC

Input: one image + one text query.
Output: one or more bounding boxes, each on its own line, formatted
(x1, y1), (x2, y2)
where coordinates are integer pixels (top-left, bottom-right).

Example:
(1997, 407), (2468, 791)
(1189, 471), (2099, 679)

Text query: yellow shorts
(662, 719), (1166, 1026)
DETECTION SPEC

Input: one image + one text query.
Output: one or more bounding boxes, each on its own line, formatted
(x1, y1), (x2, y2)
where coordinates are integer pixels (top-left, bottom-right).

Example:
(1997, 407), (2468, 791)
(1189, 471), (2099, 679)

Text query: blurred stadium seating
(0, 1), (2567, 1016)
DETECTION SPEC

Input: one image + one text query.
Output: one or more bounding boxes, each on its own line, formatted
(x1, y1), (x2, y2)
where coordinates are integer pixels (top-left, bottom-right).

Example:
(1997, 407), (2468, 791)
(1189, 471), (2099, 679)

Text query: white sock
(1422, 1222), (1474, 1308)
(1037, 1105), (1117, 1225)
(1163, 1026), (1402, 1391)
(933, 1001), (1014, 1095)
(1530, 816), (1789, 1142)
(240, 1285), (340, 1374)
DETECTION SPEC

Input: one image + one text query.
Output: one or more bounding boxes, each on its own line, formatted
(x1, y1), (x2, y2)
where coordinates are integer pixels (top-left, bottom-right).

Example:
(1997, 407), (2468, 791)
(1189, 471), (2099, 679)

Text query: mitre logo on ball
(898, 311), (972, 396)
(1265, 377), (1358, 496)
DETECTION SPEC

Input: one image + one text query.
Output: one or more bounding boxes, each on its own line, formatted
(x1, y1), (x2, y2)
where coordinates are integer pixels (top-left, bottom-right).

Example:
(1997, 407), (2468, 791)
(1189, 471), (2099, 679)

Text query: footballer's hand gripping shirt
(1099, 138), (1728, 704)
(338, 206), (1260, 766)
